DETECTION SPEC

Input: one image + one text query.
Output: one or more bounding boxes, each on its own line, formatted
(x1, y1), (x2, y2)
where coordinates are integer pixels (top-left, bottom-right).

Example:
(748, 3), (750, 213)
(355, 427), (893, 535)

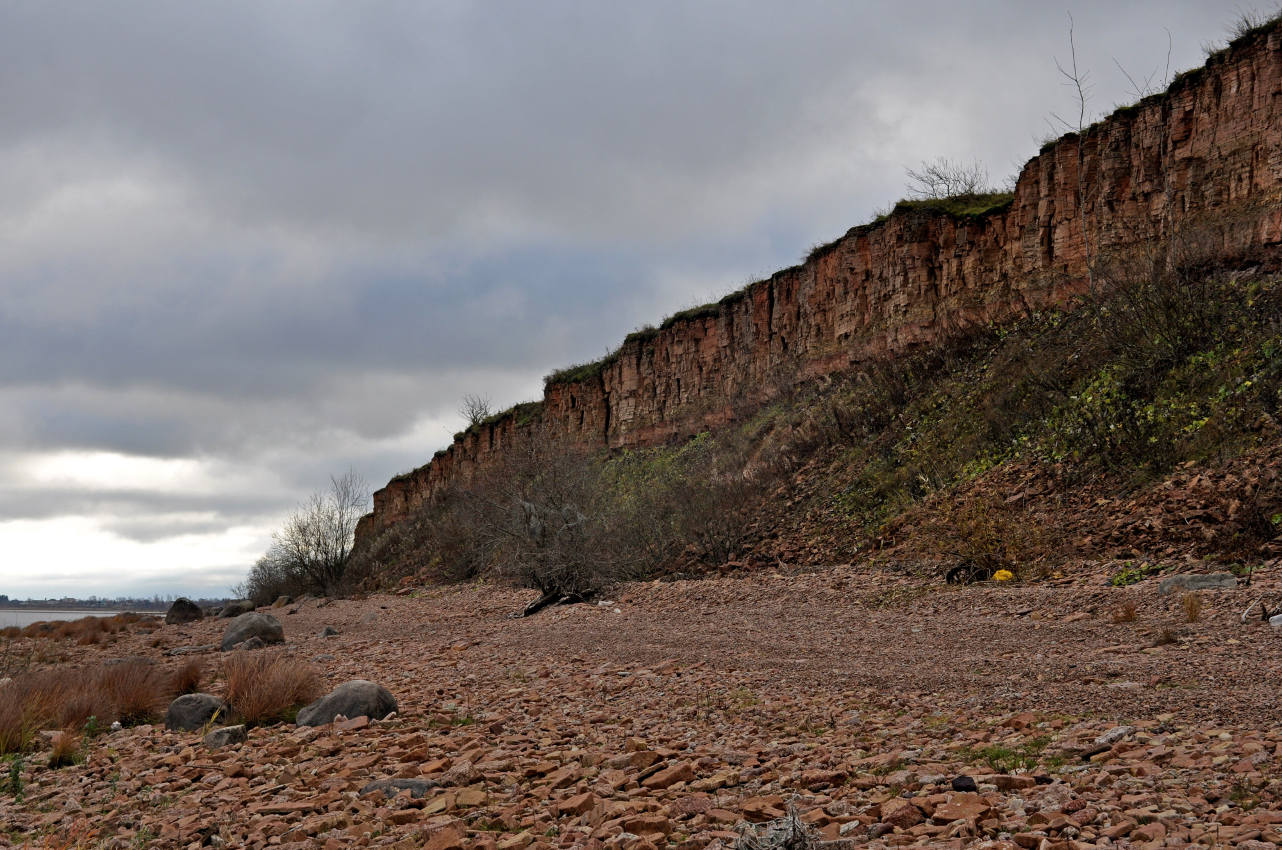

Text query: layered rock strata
(359, 24), (1282, 546)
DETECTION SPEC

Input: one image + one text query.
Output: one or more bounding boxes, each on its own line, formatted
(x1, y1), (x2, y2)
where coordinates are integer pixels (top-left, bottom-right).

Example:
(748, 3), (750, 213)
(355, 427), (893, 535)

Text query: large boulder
(220, 612), (284, 651)
(296, 680), (398, 727)
(219, 599), (256, 618)
(165, 693), (230, 731)
(165, 597), (203, 625)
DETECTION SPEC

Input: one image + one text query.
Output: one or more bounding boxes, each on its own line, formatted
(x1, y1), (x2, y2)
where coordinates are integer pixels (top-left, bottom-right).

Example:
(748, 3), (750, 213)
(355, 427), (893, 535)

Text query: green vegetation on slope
(363, 225), (1282, 593)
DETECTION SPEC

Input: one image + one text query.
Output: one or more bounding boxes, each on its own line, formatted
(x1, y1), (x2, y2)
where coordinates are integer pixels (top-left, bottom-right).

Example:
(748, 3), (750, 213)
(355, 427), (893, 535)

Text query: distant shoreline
(0, 607), (166, 615)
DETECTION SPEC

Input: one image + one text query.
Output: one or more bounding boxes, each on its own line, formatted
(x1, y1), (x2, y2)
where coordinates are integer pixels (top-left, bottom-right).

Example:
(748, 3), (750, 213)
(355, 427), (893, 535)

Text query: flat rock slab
(162, 644), (217, 656)
(1158, 572), (1238, 594)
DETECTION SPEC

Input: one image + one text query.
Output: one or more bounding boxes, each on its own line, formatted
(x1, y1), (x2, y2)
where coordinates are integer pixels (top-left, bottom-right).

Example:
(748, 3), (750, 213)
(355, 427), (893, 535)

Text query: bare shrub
(459, 393), (493, 427)
(926, 494), (1049, 582)
(1092, 224), (1236, 370)
(353, 423), (778, 602)
(245, 469), (370, 602)
(905, 158), (992, 200)
(223, 651), (321, 725)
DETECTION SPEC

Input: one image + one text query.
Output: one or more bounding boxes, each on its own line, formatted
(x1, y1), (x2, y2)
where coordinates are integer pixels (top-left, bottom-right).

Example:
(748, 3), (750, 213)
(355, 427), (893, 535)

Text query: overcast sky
(0, 1), (1251, 599)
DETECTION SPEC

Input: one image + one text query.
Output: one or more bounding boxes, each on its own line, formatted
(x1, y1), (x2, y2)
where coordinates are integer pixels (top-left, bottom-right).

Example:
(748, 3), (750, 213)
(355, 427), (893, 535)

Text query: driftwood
(733, 806), (853, 850)
(1241, 597), (1278, 623)
(515, 590), (594, 618)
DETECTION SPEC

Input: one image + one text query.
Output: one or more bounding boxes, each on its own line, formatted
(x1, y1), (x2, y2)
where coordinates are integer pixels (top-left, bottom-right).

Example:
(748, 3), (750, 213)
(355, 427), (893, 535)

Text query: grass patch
(958, 736), (1052, 773)
(222, 650), (321, 726)
(0, 658), (188, 755)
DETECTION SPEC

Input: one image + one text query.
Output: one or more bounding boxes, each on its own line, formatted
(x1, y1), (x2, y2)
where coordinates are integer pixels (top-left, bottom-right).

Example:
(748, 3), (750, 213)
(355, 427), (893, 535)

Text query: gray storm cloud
(0, 1), (1241, 595)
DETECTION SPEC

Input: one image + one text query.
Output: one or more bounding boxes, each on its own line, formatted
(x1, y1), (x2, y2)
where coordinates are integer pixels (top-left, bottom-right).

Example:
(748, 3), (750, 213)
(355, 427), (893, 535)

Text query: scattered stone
(220, 612), (284, 651)
(165, 693), (230, 732)
(296, 679), (398, 726)
(932, 792), (991, 823)
(880, 797), (923, 829)
(164, 597), (203, 625)
(203, 724), (247, 749)
(641, 760), (696, 789)
(951, 775), (978, 792)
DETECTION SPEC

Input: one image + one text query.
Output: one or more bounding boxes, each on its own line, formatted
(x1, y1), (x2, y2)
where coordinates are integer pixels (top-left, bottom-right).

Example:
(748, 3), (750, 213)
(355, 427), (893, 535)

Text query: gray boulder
(164, 597), (203, 625)
(360, 778), (438, 799)
(165, 693), (230, 731)
(203, 724), (247, 749)
(220, 612), (284, 651)
(1158, 572), (1238, 595)
(219, 599), (256, 618)
(296, 680), (398, 727)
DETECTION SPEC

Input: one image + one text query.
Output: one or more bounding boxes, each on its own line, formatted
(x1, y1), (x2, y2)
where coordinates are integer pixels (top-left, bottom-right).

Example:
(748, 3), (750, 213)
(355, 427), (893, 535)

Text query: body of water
(0, 609), (150, 629)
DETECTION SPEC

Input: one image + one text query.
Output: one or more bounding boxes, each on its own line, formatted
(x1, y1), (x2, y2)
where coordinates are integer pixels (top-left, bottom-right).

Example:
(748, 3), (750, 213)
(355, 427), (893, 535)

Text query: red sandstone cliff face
(358, 24), (1282, 546)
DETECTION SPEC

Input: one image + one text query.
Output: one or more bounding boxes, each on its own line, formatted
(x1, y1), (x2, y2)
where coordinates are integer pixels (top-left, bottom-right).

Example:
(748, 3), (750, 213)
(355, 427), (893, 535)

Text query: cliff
(358, 21), (1282, 547)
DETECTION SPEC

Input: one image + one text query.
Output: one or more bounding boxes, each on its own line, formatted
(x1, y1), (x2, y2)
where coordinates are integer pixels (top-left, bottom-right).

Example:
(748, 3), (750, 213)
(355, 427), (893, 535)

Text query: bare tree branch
(459, 394), (492, 428)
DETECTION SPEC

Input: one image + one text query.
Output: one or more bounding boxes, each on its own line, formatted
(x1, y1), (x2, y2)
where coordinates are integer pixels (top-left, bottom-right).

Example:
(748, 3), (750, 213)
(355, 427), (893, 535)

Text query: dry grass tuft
(223, 651), (321, 726)
(0, 659), (177, 755)
(48, 728), (81, 768)
(1182, 592), (1203, 623)
(18, 612), (154, 644)
(96, 659), (169, 725)
(1112, 598), (1139, 623)
(170, 659), (204, 695)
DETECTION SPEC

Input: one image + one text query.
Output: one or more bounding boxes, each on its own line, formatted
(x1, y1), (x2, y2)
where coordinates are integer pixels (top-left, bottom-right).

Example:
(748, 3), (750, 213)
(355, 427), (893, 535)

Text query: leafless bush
(925, 494), (1049, 582)
(1092, 223), (1236, 369)
(245, 469), (370, 601)
(905, 158), (992, 200)
(459, 393), (493, 427)
(223, 651), (321, 725)
(353, 425), (777, 601)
